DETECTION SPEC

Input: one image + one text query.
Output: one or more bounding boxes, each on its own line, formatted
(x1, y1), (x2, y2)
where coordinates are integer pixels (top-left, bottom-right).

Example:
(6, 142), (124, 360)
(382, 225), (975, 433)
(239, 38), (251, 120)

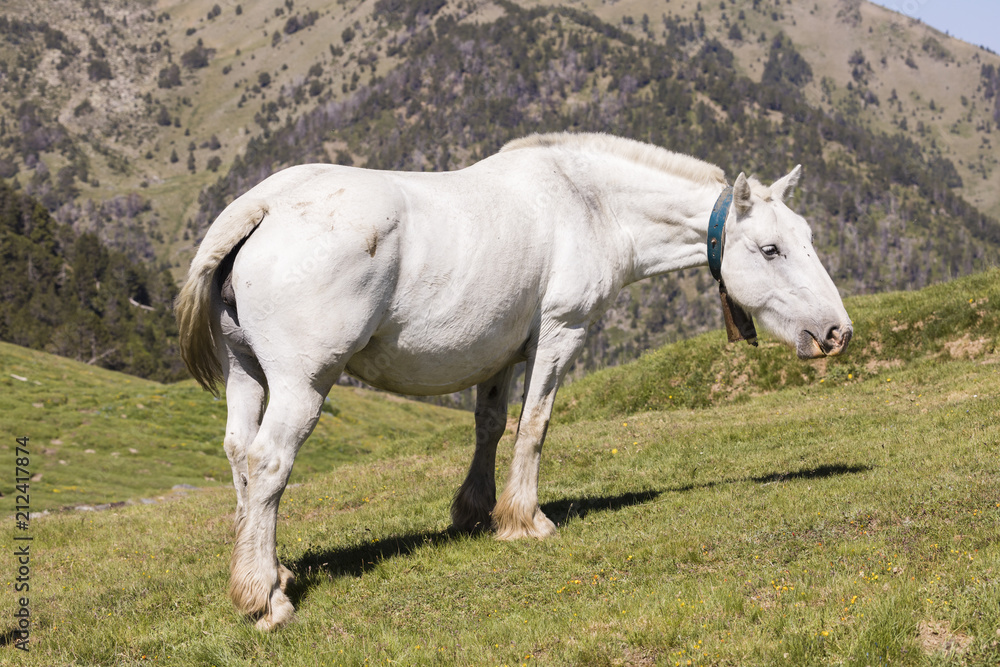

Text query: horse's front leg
(229, 383), (326, 631)
(493, 326), (587, 540)
(452, 365), (516, 532)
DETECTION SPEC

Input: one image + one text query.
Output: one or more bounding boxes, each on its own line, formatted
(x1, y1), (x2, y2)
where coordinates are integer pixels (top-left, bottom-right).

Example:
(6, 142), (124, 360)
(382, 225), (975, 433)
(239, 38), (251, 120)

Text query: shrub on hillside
(158, 63), (182, 88)
(180, 39), (214, 70)
(87, 58), (112, 81)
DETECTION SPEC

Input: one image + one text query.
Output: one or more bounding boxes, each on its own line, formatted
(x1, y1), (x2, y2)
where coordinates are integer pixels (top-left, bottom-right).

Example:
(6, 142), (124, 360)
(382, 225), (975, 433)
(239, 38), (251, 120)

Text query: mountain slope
(2, 0), (997, 258)
(575, 0), (1000, 219)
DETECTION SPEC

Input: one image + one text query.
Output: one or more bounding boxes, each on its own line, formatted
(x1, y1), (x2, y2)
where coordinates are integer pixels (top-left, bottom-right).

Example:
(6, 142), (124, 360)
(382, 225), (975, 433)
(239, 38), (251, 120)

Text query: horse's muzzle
(797, 325), (852, 359)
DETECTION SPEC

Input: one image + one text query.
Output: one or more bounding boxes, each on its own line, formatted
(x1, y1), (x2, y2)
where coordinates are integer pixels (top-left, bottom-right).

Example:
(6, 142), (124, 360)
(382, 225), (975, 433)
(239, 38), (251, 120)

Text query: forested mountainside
(1, 0), (998, 391)
(0, 180), (183, 381)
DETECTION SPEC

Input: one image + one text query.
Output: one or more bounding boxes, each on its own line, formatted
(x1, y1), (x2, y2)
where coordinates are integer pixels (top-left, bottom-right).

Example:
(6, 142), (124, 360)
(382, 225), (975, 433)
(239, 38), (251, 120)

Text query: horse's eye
(761, 244), (779, 257)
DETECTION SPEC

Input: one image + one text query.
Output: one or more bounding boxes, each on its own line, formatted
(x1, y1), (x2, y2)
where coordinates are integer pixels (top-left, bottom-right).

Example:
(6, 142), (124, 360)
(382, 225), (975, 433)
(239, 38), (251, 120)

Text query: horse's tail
(175, 199), (269, 396)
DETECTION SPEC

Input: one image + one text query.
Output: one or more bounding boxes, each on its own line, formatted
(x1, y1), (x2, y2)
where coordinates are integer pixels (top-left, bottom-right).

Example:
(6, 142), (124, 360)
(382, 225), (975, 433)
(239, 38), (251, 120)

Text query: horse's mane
(501, 132), (727, 187)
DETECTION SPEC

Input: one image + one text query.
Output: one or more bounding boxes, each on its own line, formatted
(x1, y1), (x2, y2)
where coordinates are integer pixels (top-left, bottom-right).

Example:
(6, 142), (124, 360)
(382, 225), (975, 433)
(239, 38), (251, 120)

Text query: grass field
(0, 342), (467, 512)
(2, 269), (999, 665)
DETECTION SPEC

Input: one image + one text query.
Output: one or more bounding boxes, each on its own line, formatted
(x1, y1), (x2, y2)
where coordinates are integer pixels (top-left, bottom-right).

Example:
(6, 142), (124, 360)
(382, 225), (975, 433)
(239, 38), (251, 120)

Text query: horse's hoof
(254, 592), (296, 632)
(493, 508), (557, 541)
(451, 488), (496, 535)
(533, 512), (557, 538)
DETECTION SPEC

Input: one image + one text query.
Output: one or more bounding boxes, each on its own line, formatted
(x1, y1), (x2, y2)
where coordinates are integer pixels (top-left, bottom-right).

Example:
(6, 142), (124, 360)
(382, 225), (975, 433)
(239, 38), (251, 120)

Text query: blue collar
(706, 185), (758, 347)
(706, 186), (733, 283)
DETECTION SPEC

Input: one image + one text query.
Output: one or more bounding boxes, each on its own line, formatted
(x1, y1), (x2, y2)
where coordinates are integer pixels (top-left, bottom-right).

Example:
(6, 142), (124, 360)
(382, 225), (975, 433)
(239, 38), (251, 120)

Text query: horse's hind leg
(452, 365), (515, 532)
(228, 373), (334, 631)
(221, 347), (267, 536)
(221, 349), (299, 593)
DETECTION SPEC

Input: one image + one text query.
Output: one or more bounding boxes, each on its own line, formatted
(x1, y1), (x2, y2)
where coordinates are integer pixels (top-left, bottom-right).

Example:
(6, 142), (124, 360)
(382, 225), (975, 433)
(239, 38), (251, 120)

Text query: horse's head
(720, 166), (852, 359)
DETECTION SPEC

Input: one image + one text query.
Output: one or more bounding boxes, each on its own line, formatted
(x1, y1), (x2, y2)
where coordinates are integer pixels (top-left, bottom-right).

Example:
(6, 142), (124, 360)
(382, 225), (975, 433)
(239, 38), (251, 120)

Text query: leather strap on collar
(706, 186), (757, 346)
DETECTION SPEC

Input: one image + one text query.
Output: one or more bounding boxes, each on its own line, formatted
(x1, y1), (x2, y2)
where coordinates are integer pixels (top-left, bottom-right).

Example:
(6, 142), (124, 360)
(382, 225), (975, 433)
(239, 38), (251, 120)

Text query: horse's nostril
(826, 325), (852, 351)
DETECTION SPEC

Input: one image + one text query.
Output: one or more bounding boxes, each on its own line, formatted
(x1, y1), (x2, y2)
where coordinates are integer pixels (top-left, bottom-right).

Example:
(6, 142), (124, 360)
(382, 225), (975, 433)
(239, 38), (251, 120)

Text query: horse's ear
(770, 164), (802, 203)
(733, 172), (752, 215)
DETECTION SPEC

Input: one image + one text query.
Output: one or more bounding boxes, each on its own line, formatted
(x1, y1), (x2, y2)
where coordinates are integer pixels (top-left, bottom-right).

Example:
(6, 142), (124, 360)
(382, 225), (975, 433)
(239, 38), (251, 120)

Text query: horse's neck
(576, 157), (724, 285)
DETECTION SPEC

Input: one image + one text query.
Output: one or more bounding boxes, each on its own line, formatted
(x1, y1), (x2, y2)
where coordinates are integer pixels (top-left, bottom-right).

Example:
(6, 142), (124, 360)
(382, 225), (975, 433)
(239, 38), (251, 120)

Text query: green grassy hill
(4, 269), (997, 665)
(557, 266), (1000, 420)
(0, 340), (469, 512)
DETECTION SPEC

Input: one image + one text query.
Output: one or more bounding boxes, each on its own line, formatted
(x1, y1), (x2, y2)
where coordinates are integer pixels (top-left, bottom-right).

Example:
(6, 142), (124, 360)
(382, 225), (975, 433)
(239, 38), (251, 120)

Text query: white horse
(176, 132), (852, 630)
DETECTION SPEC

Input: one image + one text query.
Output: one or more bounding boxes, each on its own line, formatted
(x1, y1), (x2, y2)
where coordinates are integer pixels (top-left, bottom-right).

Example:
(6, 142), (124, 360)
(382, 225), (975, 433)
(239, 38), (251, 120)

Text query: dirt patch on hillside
(808, 357), (829, 375)
(944, 335), (990, 359)
(865, 357), (903, 372)
(710, 371), (749, 399)
(916, 619), (972, 657)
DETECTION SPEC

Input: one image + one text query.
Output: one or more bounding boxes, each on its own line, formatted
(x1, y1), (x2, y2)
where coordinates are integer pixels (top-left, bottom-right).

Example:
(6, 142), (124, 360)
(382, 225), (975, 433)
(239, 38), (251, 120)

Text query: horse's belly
(344, 324), (528, 395)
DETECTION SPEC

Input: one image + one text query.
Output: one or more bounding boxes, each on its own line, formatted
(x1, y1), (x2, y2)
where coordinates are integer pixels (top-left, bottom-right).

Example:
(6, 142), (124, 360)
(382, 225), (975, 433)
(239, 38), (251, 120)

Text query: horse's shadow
(285, 462), (870, 604)
(537, 462), (870, 523)
(0, 627), (21, 647)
